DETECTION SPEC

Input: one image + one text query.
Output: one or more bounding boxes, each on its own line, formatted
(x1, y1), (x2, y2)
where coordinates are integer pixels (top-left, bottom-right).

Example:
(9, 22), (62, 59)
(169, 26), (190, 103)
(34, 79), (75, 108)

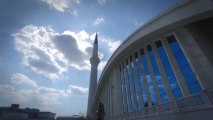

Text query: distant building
(0, 104), (55, 120)
(56, 115), (85, 120)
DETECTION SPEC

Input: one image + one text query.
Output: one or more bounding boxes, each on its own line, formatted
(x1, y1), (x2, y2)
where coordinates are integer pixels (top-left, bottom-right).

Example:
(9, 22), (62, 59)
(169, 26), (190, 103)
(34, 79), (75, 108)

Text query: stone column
(124, 60), (135, 112)
(161, 38), (190, 97)
(151, 42), (174, 101)
(115, 66), (125, 114)
(122, 62), (132, 112)
(127, 57), (139, 111)
(132, 55), (145, 116)
(137, 50), (152, 106)
(174, 28), (213, 91)
(144, 48), (162, 104)
(109, 71), (113, 118)
(120, 65), (128, 113)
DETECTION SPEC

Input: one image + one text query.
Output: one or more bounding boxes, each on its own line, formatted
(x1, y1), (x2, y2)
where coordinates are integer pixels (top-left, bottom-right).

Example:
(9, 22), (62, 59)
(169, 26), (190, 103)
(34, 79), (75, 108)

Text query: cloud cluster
(70, 9), (78, 17)
(97, 0), (106, 6)
(13, 25), (121, 80)
(13, 25), (94, 80)
(101, 38), (121, 54)
(67, 85), (88, 96)
(93, 17), (105, 26)
(0, 73), (88, 106)
(13, 25), (67, 80)
(11, 73), (38, 88)
(40, 0), (80, 12)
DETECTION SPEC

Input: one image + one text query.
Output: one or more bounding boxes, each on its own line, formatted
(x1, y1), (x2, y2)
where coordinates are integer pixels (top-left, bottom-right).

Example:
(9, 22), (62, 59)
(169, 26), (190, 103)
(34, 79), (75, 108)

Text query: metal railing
(111, 90), (213, 120)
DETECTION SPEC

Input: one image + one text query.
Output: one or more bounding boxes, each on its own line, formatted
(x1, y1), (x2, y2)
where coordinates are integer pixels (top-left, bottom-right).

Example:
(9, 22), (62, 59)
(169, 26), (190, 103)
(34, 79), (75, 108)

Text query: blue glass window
(135, 52), (147, 107)
(147, 45), (168, 103)
(167, 36), (201, 94)
(140, 49), (156, 104)
(155, 41), (182, 99)
(126, 59), (135, 111)
(130, 56), (141, 110)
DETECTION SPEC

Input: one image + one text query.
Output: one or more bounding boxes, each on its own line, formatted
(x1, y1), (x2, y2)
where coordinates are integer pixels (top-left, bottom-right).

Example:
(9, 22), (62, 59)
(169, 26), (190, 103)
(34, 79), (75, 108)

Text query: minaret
(87, 33), (100, 120)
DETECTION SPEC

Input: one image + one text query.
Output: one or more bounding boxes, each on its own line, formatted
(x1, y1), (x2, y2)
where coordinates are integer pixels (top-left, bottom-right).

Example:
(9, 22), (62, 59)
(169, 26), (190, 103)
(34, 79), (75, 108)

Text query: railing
(158, 101), (176, 114)
(144, 106), (157, 116)
(176, 92), (211, 112)
(111, 90), (213, 120)
(207, 90), (213, 104)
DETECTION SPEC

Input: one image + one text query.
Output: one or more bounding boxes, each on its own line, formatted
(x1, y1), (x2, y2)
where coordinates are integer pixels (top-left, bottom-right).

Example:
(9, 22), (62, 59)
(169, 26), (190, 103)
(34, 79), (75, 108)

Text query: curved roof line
(92, 0), (213, 108)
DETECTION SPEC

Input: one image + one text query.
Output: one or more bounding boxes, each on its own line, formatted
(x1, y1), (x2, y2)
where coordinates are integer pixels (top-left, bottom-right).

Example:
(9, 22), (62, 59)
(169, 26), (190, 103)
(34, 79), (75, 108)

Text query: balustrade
(158, 101), (176, 114)
(144, 106), (157, 116)
(111, 91), (213, 120)
(176, 92), (212, 112)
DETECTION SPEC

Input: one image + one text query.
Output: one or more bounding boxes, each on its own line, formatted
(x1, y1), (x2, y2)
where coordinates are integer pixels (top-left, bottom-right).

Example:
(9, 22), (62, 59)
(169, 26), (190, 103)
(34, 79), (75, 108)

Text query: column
(124, 60), (135, 111)
(144, 47), (162, 104)
(115, 66), (124, 114)
(109, 71), (113, 118)
(151, 42), (174, 101)
(122, 62), (132, 112)
(174, 28), (213, 91)
(127, 57), (139, 111)
(137, 50), (152, 106)
(162, 38), (190, 97)
(132, 54), (145, 112)
(120, 65), (128, 113)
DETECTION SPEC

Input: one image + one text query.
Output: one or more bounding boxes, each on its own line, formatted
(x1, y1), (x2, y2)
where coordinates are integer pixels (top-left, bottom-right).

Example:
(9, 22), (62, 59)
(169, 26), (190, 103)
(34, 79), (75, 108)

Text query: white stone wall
(90, 0), (213, 120)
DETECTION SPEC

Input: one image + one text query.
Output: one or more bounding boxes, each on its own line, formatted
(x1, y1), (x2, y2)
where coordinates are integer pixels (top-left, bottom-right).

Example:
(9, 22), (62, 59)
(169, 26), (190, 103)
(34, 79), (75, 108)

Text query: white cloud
(97, 0), (106, 6)
(98, 61), (107, 70)
(66, 85), (88, 96)
(12, 25), (96, 80)
(73, 0), (81, 4)
(89, 32), (121, 55)
(13, 25), (120, 80)
(0, 84), (15, 95)
(13, 25), (67, 80)
(0, 84), (65, 105)
(93, 17), (105, 26)
(107, 40), (122, 54)
(40, 0), (70, 12)
(0, 84), (87, 105)
(11, 73), (38, 88)
(70, 9), (78, 17)
(63, 30), (91, 53)
(89, 32), (96, 40)
(35, 86), (66, 104)
(0, 73), (88, 105)
(40, 0), (80, 12)
(99, 37), (122, 54)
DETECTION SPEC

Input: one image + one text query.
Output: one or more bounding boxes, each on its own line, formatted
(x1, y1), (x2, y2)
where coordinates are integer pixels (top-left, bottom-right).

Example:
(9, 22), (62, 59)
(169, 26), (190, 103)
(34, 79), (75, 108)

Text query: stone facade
(88, 0), (213, 120)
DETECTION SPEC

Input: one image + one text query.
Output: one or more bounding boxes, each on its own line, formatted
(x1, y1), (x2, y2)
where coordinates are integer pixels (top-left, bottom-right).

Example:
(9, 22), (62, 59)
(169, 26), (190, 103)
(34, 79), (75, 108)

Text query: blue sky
(0, 0), (181, 116)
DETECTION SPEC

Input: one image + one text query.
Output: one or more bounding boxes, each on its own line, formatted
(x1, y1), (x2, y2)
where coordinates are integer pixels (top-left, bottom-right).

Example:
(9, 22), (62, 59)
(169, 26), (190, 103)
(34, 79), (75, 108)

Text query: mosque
(87, 0), (213, 120)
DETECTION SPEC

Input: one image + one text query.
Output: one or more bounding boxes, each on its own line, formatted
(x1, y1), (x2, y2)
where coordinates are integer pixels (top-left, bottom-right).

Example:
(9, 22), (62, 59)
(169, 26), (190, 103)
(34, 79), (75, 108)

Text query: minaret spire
(94, 32), (98, 44)
(87, 33), (100, 120)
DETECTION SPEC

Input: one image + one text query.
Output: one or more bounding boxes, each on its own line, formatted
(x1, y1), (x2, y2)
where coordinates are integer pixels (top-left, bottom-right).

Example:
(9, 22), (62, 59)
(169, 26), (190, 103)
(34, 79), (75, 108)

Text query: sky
(0, 0), (181, 117)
